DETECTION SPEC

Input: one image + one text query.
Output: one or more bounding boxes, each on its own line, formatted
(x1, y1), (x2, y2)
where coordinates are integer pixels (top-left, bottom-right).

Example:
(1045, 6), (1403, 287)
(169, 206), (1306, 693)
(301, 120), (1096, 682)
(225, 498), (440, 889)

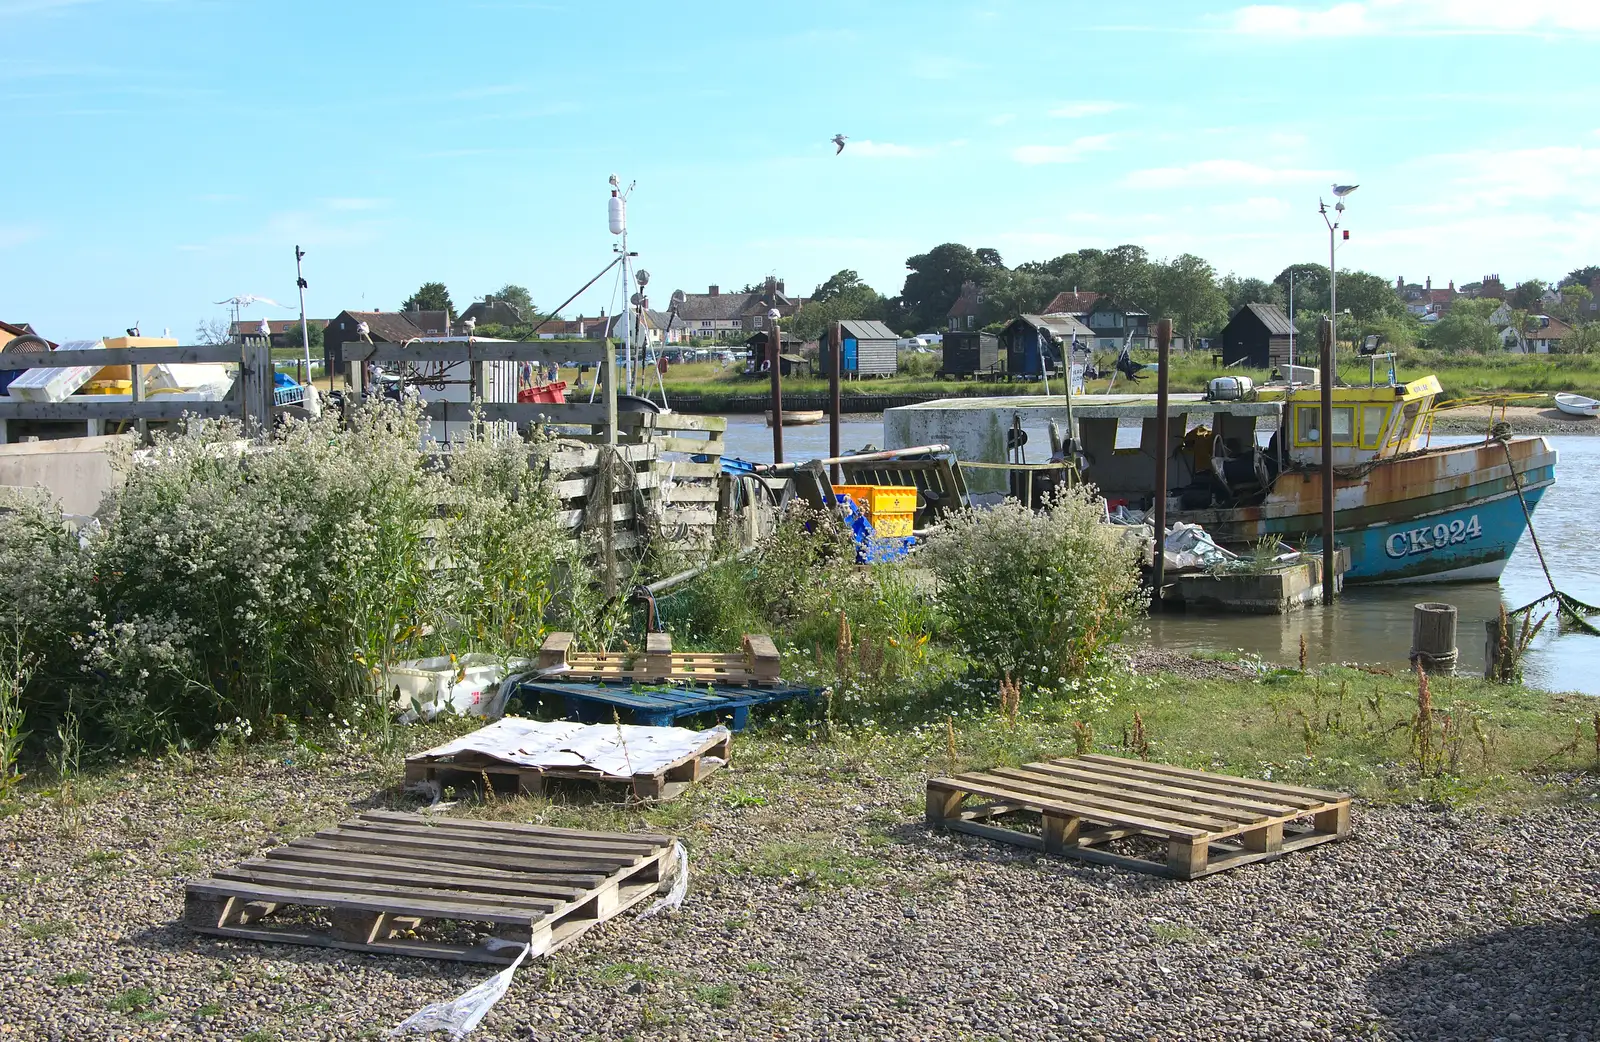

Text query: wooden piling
(1411, 602), (1458, 674)
(1152, 319), (1172, 608)
(1319, 317), (1336, 606)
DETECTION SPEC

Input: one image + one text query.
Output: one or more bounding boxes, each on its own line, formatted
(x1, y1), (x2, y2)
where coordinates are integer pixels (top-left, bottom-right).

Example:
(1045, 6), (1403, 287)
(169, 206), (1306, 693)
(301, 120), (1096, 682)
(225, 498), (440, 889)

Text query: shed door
(843, 337), (858, 372)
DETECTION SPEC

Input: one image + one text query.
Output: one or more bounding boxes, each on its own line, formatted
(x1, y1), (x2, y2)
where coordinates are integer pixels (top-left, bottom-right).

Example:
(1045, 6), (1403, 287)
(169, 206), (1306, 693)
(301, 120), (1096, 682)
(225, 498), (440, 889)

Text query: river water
(716, 417), (1600, 694)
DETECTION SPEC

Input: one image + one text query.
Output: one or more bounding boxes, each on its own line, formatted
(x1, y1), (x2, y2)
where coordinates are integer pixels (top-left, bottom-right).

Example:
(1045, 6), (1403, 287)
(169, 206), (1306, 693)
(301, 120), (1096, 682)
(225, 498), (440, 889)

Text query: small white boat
(1554, 393), (1599, 418)
(765, 409), (826, 427)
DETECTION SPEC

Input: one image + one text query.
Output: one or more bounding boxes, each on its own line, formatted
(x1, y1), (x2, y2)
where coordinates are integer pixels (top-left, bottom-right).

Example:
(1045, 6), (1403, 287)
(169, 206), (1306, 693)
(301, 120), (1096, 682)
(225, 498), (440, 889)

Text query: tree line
(787, 245), (1600, 355)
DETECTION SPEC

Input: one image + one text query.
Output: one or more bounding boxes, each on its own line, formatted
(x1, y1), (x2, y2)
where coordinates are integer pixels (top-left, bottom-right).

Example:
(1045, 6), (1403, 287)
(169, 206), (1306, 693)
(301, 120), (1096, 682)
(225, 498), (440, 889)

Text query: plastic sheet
(413, 718), (729, 778)
(637, 842), (688, 920)
(388, 938), (542, 1039)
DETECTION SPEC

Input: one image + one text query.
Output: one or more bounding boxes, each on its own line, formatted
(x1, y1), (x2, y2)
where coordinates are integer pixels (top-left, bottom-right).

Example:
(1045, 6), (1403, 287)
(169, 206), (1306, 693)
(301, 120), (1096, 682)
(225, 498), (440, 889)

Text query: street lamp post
(1319, 185), (1357, 383)
(767, 307), (784, 464)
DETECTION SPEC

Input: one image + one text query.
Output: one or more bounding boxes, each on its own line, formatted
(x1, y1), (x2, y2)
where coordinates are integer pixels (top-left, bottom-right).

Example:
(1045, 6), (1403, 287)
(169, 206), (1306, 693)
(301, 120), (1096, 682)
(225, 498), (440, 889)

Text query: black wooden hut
(939, 331), (1002, 378)
(1219, 303), (1294, 369)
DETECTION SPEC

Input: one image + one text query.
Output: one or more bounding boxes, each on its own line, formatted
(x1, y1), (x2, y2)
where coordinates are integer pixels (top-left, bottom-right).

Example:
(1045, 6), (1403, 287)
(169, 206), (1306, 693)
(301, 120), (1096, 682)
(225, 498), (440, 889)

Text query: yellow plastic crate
(834, 484), (917, 537)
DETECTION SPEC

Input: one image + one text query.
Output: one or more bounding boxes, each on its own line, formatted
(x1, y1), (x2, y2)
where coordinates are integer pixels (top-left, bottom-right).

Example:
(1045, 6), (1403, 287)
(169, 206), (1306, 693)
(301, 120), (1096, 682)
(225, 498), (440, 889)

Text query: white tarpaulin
(414, 717), (729, 779)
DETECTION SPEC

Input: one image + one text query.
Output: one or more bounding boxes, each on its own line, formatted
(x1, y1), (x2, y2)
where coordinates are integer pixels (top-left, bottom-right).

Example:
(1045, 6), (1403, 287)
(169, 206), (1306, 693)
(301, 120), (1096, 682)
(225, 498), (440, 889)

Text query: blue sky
(3, 0), (1597, 340)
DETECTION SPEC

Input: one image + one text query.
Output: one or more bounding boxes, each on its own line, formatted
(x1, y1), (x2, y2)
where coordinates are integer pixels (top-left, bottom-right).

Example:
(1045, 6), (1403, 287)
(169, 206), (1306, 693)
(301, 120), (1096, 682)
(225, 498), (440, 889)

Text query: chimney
(709, 285), (719, 296)
(776, 279), (785, 295)
(764, 275), (776, 303)
(1448, 280), (1454, 292)
(1396, 275), (1404, 291)
(1425, 276), (1432, 291)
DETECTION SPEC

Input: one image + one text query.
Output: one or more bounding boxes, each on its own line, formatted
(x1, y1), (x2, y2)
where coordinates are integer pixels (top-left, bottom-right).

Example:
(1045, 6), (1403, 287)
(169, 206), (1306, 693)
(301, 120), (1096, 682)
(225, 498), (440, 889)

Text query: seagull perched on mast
(832, 133), (848, 155)
(1331, 183), (1359, 197)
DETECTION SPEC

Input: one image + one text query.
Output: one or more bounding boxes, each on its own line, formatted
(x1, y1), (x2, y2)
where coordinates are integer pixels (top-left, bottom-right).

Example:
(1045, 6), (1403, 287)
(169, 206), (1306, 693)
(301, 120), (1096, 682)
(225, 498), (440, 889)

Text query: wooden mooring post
(1410, 602), (1458, 674)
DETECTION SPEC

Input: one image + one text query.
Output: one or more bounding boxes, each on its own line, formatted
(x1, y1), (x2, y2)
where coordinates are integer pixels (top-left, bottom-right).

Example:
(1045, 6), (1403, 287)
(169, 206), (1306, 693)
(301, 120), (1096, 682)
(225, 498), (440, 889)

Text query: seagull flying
(1331, 184), (1359, 197)
(832, 134), (848, 155)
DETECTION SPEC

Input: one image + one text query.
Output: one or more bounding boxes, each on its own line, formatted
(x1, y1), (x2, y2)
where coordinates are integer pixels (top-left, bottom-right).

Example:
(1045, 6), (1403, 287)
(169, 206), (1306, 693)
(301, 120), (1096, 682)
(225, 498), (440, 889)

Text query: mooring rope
(1497, 434), (1600, 635)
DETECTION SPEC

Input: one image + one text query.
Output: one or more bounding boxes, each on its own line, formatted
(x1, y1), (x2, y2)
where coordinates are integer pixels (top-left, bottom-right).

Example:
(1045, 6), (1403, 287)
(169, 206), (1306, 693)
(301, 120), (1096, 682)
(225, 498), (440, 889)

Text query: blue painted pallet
(514, 679), (819, 731)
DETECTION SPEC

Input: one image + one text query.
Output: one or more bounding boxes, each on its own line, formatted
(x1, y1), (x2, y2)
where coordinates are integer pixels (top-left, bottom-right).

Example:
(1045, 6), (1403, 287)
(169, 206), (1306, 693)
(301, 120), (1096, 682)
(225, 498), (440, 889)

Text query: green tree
(1274, 264), (1330, 314)
(1550, 283), (1592, 325)
(1563, 265), (1600, 287)
(811, 270), (867, 304)
(1220, 275), (1284, 316)
(401, 282), (454, 316)
(975, 247), (1005, 268)
(789, 283), (887, 341)
(486, 284), (535, 317)
(897, 243), (990, 334)
(1151, 254), (1228, 348)
(1425, 312), (1500, 353)
(1095, 244), (1155, 306)
(1335, 271), (1403, 323)
(1557, 324), (1600, 354)
(1509, 279), (1548, 311)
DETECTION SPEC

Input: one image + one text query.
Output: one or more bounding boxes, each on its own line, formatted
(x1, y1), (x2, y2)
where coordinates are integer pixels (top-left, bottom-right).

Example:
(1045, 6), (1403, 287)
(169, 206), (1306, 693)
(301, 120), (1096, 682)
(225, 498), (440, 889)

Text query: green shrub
(0, 399), (573, 756)
(923, 486), (1146, 694)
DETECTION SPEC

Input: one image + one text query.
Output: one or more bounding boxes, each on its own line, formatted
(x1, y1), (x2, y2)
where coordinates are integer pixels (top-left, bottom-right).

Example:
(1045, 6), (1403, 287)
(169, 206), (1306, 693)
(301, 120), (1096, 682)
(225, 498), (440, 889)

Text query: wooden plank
(1063, 757), (1332, 814)
(281, 834), (623, 877)
(557, 502), (636, 528)
(658, 507), (718, 526)
(185, 879), (542, 925)
(425, 400), (614, 426)
(545, 442), (657, 470)
(1006, 764), (1283, 823)
(226, 857), (588, 901)
(539, 632), (574, 668)
(0, 345), (240, 369)
(929, 774), (1209, 839)
(0, 400), (237, 421)
(660, 485), (720, 503)
(342, 340), (608, 365)
(654, 435), (724, 455)
(325, 821), (650, 863)
(976, 769), (1238, 833)
(661, 461), (722, 479)
(1027, 760), (1306, 818)
(355, 810), (673, 850)
(210, 868), (568, 914)
(1074, 754), (1348, 803)
(260, 844), (611, 888)
(554, 472), (661, 500)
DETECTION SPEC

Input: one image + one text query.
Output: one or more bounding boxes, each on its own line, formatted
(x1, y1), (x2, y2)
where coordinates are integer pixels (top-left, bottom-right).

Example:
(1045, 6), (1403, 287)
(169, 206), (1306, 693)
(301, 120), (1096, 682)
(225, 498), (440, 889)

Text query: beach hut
(939, 331), (1002, 378)
(819, 320), (898, 379)
(999, 314), (1093, 379)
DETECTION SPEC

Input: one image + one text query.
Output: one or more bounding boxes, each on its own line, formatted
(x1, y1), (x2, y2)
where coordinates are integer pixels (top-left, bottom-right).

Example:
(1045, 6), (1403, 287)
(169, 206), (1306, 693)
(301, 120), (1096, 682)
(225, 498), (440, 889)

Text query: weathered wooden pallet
(516, 679), (817, 731)
(538, 631), (782, 687)
(926, 753), (1351, 880)
(403, 729), (731, 802)
(184, 812), (677, 964)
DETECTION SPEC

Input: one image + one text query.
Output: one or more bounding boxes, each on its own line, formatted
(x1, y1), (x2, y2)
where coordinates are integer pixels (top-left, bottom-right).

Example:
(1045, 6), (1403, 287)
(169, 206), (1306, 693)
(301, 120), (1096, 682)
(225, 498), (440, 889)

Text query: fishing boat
(1554, 392), (1598, 418)
(883, 371), (1557, 584)
(765, 409), (825, 427)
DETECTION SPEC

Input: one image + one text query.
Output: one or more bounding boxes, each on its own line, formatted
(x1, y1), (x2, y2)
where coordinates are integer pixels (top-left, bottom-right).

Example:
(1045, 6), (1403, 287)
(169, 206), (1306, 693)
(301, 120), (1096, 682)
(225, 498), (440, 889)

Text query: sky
(3, 0), (1598, 340)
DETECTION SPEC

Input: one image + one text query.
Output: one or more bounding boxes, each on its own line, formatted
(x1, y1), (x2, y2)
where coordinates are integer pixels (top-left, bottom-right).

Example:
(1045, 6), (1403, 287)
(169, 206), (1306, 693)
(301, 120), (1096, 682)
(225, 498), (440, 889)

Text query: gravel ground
(2, 748), (1597, 1042)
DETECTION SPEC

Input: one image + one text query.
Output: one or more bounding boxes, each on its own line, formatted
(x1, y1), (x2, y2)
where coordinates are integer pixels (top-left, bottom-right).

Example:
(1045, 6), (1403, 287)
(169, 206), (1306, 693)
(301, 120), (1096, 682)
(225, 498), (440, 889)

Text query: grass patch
(197, 1002), (223, 1016)
(53, 970), (90, 986)
(19, 919), (73, 940)
(591, 960), (672, 985)
(694, 982), (737, 1009)
(107, 987), (156, 1012)
(727, 835), (887, 889)
(1151, 923), (1205, 944)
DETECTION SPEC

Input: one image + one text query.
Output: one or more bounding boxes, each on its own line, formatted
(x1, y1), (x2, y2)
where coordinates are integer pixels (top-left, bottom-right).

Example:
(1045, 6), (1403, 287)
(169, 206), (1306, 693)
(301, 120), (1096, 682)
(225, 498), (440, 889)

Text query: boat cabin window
(1294, 405), (1320, 444)
(1330, 407), (1355, 445)
(1361, 405), (1388, 448)
(1396, 401), (1421, 444)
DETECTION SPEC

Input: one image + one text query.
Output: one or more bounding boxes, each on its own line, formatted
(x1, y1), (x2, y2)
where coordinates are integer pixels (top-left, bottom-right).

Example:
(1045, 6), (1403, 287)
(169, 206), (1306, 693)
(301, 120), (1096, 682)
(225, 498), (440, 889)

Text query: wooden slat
(928, 776), (1208, 839)
(426, 400), (613, 426)
(343, 340), (609, 365)
(988, 766), (1270, 826)
(0, 345), (241, 369)
(263, 846), (612, 890)
(187, 879), (542, 925)
(1030, 759), (1310, 816)
(284, 834), (623, 876)
(0, 400), (237, 421)
(1014, 763), (1295, 821)
(969, 770), (1237, 832)
(356, 811), (671, 850)
(1073, 754), (1345, 804)
(211, 869), (567, 915)
(324, 822), (648, 864)
(227, 857), (588, 901)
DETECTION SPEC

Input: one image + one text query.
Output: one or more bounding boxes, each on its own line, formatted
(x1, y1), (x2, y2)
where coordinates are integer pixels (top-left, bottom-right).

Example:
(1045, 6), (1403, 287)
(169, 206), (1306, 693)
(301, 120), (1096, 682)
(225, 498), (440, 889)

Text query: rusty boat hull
(1179, 436), (1556, 584)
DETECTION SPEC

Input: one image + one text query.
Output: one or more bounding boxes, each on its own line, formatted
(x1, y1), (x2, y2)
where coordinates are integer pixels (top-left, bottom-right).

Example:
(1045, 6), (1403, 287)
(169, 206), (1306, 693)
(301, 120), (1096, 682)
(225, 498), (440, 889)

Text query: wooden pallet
(184, 811), (677, 964)
(403, 728), (731, 802)
(926, 754), (1351, 880)
(516, 678), (817, 730)
(538, 631), (782, 687)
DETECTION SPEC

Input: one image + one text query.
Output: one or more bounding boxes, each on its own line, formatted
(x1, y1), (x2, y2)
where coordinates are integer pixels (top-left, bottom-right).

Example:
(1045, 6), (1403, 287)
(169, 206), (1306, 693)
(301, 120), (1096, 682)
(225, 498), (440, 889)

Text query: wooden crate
(184, 811), (677, 964)
(537, 631), (782, 687)
(926, 754), (1351, 880)
(403, 727), (731, 802)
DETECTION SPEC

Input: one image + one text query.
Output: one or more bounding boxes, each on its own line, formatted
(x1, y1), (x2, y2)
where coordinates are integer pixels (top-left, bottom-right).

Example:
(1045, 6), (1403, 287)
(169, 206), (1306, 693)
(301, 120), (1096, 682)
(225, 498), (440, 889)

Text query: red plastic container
(516, 381), (568, 405)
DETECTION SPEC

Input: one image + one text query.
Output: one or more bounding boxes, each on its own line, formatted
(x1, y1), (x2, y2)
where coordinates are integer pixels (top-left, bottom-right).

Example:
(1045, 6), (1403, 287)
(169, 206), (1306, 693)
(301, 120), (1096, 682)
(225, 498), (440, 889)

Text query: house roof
(838, 319), (897, 341)
(458, 300), (525, 326)
(1042, 290), (1101, 315)
(334, 310), (427, 343)
(675, 285), (808, 323)
(1229, 302), (1293, 336)
(1010, 314), (1096, 341)
(230, 319), (329, 335)
(947, 282), (983, 318)
(1527, 317), (1573, 339)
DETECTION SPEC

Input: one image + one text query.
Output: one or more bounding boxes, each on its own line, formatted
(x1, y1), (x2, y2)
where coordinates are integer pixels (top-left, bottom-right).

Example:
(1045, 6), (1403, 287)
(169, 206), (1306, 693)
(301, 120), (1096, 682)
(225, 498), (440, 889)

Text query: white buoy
(608, 190), (626, 236)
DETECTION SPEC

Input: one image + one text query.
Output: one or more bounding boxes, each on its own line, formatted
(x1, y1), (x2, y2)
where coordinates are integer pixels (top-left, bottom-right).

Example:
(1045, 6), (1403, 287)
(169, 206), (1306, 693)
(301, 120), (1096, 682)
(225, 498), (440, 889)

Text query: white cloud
(1408, 144), (1600, 207)
(846, 140), (932, 158)
(1012, 135), (1115, 165)
(1049, 101), (1126, 118)
(1124, 158), (1335, 188)
(1229, 0), (1600, 37)
(0, 224), (43, 249)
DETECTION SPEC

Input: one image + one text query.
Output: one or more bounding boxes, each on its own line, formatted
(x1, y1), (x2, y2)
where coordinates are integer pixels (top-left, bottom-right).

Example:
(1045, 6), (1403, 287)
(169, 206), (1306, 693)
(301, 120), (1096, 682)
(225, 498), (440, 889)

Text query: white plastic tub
(5, 339), (105, 402)
(380, 654), (531, 720)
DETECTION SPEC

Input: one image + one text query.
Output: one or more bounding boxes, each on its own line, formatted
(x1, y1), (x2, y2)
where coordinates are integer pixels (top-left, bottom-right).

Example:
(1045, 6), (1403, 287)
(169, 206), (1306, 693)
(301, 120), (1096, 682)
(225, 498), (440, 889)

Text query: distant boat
(765, 409), (825, 427)
(1554, 393), (1598, 418)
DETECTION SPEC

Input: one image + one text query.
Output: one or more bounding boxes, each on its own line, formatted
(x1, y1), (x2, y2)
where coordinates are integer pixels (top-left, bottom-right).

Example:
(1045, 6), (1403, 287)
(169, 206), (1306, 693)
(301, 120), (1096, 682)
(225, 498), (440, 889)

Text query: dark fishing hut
(999, 314), (1093, 379)
(1219, 303), (1294, 369)
(939, 331), (1002, 378)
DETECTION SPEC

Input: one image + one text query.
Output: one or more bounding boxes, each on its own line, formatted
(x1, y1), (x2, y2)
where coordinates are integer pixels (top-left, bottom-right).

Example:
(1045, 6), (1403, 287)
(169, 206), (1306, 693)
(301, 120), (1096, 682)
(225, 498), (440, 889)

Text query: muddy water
(716, 417), (1600, 694)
